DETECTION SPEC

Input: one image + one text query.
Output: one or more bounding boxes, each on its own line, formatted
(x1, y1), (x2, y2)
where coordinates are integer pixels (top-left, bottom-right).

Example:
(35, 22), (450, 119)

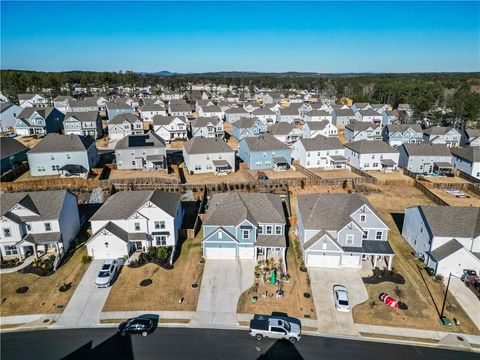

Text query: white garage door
(205, 247), (237, 260)
(341, 254), (361, 268)
(307, 253), (340, 268)
(87, 236), (129, 260)
(238, 247), (254, 259)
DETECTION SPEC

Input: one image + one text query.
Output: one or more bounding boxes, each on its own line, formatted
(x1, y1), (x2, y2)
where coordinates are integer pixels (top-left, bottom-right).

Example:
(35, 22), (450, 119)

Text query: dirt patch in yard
(181, 165), (251, 184)
(237, 233), (317, 320)
(0, 245), (90, 316)
(428, 188), (480, 207)
(108, 169), (179, 180)
(103, 235), (204, 312)
(309, 168), (361, 179)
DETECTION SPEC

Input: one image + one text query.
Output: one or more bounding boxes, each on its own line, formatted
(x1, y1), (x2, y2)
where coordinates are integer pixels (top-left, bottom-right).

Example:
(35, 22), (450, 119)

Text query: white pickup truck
(249, 313), (302, 343)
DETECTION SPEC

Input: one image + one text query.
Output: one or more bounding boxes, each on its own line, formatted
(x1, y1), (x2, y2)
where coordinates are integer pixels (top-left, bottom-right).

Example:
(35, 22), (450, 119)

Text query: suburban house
(108, 113), (143, 140)
(106, 102), (134, 119)
(0, 190), (80, 261)
(268, 122), (303, 145)
(115, 132), (167, 171)
(303, 110), (332, 123)
(225, 107), (249, 122)
(402, 206), (480, 277)
(195, 100), (215, 113)
(183, 137), (235, 175)
(0, 137), (28, 174)
(344, 140), (399, 171)
(451, 147), (480, 179)
(198, 105), (223, 119)
(423, 127), (461, 147)
(252, 107), (277, 125)
(168, 100), (192, 117)
(345, 122), (382, 142)
(63, 111), (103, 139)
(332, 108), (356, 126)
(152, 115), (188, 144)
(297, 193), (394, 269)
(243, 102), (261, 113)
(27, 133), (99, 177)
(303, 120), (338, 138)
(397, 143), (452, 175)
(397, 104), (414, 118)
(461, 128), (480, 147)
(86, 190), (184, 259)
(0, 103), (22, 132)
(372, 104), (390, 114)
(139, 103), (167, 122)
(238, 134), (292, 171)
(382, 110), (400, 126)
(293, 136), (346, 169)
(53, 96), (75, 113)
(231, 117), (267, 141)
(201, 192), (287, 268)
(18, 94), (48, 108)
(351, 102), (372, 112)
(68, 99), (99, 113)
(190, 116), (224, 138)
(14, 107), (65, 137)
(354, 109), (383, 124)
(382, 124), (424, 147)
(276, 107), (302, 124)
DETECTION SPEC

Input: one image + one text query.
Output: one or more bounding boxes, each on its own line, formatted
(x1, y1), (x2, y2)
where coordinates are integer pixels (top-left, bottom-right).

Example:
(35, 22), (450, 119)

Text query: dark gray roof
(17, 107), (59, 121)
(400, 143), (451, 157)
(451, 147), (480, 163)
(0, 103), (14, 112)
(203, 192), (286, 226)
(152, 115), (186, 126)
(300, 136), (343, 151)
(297, 193), (380, 231)
(202, 105), (221, 112)
(107, 102), (132, 110)
(115, 132), (166, 150)
(183, 137), (233, 154)
(268, 122), (295, 135)
(464, 128), (480, 139)
(90, 190), (181, 221)
(28, 133), (95, 154)
(169, 102), (191, 112)
(417, 206), (480, 239)
(343, 240), (394, 255)
(344, 140), (398, 154)
(429, 239), (464, 262)
(23, 232), (62, 245)
(1, 190), (69, 221)
(278, 108), (300, 116)
(65, 111), (99, 123)
(345, 122), (380, 132)
(256, 235), (286, 248)
(424, 127), (455, 136)
(385, 124), (422, 133)
(353, 102), (370, 108)
(253, 108), (275, 115)
(357, 109), (381, 117)
(305, 110), (330, 117)
(305, 120), (330, 131)
(0, 137), (28, 159)
(242, 134), (291, 151)
(140, 104), (165, 112)
(53, 95), (75, 102)
(232, 117), (257, 129)
(18, 93), (41, 100)
(109, 113), (141, 125)
(191, 117), (221, 128)
(69, 99), (98, 108)
(225, 107), (248, 114)
(334, 108), (355, 117)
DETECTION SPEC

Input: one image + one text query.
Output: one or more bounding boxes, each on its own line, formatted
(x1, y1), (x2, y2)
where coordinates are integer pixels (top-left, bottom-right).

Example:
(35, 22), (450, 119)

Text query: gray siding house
(63, 111), (103, 139)
(190, 116), (224, 138)
(108, 113), (143, 140)
(115, 132), (167, 171)
(397, 143), (452, 175)
(14, 107), (65, 137)
(382, 124), (423, 147)
(423, 127), (461, 147)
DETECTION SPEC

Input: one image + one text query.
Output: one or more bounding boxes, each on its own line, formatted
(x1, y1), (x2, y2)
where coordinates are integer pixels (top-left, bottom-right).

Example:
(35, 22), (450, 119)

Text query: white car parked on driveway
(95, 259), (118, 288)
(333, 285), (350, 312)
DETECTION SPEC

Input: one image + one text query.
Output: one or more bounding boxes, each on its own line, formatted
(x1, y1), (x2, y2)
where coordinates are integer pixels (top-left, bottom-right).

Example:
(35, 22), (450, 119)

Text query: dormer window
(134, 222), (140, 231)
(242, 229), (249, 239)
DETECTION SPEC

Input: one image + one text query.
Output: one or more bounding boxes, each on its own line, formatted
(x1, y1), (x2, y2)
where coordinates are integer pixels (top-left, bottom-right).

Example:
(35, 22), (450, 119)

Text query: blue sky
(1, 1), (479, 73)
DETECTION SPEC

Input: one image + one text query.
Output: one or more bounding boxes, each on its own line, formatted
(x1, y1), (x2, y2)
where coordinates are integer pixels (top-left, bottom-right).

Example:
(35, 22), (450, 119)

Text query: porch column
(387, 255), (393, 271)
(33, 246), (38, 260)
(55, 242), (60, 255)
(264, 247), (267, 261)
(373, 255), (378, 268)
(282, 248), (286, 274)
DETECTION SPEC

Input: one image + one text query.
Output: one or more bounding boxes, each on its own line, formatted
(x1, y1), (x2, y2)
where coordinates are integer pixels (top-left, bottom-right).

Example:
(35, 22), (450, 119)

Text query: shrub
(342, 180), (348, 190)
(81, 255), (92, 264)
(156, 247), (170, 262)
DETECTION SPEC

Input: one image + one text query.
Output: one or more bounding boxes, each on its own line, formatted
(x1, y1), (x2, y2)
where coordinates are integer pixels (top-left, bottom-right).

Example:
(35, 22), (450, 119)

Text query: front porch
(16, 232), (64, 261)
(255, 235), (287, 274)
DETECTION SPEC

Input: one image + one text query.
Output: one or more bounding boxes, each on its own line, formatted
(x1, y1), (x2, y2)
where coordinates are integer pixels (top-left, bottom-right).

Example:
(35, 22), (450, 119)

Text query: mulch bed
(362, 268), (406, 285)
(18, 263), (55, 277)
(127, 247), (173, 270)
(0, 259), (23, 269)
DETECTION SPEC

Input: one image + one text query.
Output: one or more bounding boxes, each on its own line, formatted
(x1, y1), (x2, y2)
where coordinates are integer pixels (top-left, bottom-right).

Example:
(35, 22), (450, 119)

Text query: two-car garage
(204, 247), (237, 260)
(306, 252), (361, 268)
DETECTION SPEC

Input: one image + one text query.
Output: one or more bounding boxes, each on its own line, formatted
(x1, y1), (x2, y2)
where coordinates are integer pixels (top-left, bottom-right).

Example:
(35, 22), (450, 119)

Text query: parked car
(461, 269), (478, 282)
(249, 314), (301, 343)
(333, 285), (350, 312)
(462, 269), (480, 299)
(258, 172), (269, 181)
(117, 317), (156, 337)
(95, 259), (118, 288)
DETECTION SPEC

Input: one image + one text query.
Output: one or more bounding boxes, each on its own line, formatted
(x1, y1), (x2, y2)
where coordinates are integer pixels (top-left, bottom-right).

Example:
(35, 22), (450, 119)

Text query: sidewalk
(0, 256), (34, 274)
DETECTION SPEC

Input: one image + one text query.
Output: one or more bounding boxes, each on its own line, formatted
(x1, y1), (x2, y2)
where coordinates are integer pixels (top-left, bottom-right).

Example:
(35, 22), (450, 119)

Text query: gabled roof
(1, 190), (69, 221)
(140, 103), (165, 112)
(464, 128), (480, 139)
(345, 122), (380, 132)
(152, 115), (186, 126)
(278, 108), (300, 116)
(253, 108), (275, 116)
(64, 111), (99, 123)
(451, 147), (480, 163)
(242, 134), (291, 151)
(191, 116), (221, 128)
(305, 110), (331, 117)
(107, 101), (132, 110)
(109, 113), (142, 125)
(344, 140), (398, 154)
(169, 102), (191, 112)
(18, 93), (42, 100)
(0, 137), (28, 159)
(203, 192), (286, 227)
(28, 133), (95, 153)
(400, 143), (451, 157)
(306, 120), (331, 131)
(90, 190), (181, 221)
(357, 109), (381, 117)
(0, 103), (14, 113)
(334, 108), (355, 117)
(429, 239), (464, 262)
(202, 105), (221, 112)
(17, 107), (59, 121)
(300, 136), (343, 152)
(183, 137), (233, 154)
(115, 131), (166, 150)
(416, 206), (480, 239)
(385, 124), (422, 133)
(232, 117), (259, 129)
(225, 107), (249, 114)
(424, 127), (457, 136)
(268, 122), (295, 135)
(69, 99), (98, 108)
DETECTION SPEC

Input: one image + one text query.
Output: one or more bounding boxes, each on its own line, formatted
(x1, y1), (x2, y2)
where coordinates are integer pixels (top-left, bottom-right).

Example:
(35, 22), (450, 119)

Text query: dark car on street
(117, 317), (156, 337)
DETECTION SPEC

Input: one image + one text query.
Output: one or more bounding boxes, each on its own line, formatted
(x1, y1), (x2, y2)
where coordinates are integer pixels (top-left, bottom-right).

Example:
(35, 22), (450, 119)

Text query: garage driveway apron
(191, 260), (255, 326)
(54, 260), (113, 327)
(309, 268), (368, 335)
(447, 277), (480, 329)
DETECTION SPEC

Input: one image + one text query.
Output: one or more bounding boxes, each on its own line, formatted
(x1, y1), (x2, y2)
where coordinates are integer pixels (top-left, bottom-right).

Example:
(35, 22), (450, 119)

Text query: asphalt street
(1, 327), (478, 360)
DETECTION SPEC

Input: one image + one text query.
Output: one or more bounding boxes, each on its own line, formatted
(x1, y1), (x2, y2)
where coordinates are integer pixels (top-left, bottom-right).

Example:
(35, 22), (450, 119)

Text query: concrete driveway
(309, 268), (368, 335)
(447, 277), (480, 330)
(54, 260), (116, 327)
(191, 260), (254, 326)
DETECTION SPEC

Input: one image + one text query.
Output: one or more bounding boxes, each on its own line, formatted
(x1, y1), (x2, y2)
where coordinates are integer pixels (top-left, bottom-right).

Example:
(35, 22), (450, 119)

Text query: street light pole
(440, 272), (452, 323)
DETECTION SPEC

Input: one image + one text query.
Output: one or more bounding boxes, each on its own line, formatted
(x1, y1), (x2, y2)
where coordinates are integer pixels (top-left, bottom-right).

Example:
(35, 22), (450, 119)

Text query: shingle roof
(357, 109), (381, 117)
(305, 110), (331, 117)
(253, 108), (275, 115)
(109, 113), (141, 125)
(203, 192), (286, 226)
(152, 115), (186, 126)
(169, 102), (191, 112)
(0, 137), (28, 159)
(1, 190), (68, 221)
(278, 108), (300, 116)
(183, 137), (233, 154)
(232, 117), (257, 129)
(242, 134), (291, 151)
(225, 107), (248, 114)
(451, 147), (480, 163)
(202, 105), (221, 112)
(69, 99), (98, 108)
(17, 107), (58, 121)
(334, 108), (355, 117)
(429, 239), (464, 262)
(115, 132), (166, 150)
(18, 94), (39, 100)
(28, 133), (95, 154)
(345, 122), (380, 132)
(417, 206), (480, 239)
(90, 190), (181, 221)
(0, 103), (14, 113)
(305, 120), (330, 131)
(64, 111), (99, 123)
(344, 140), (398, 154)
(343, 240), (394, 255)
(385, 124), (422, 133)
(268, 122), (295, 135)
(400, 143), (451, 157)
(464, 128), (480, 139)
(300, 136), (343, 152)
(424, 127), (455, 136)
(191, 116), (221, 128)
(107, 101), (132, 110)
(140, 104), (165, 112)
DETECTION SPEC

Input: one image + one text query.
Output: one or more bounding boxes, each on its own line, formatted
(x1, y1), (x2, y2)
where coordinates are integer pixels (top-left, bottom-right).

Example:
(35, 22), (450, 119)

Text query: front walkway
(0, 256), (34, 274)
(191, 260), (254, 326)
(309, 268), (368, 335)
(53, 260), (112, 327)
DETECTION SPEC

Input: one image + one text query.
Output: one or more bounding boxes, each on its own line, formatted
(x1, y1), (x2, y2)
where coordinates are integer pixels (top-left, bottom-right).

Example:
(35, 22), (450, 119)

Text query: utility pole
(440, 272), (452, 326)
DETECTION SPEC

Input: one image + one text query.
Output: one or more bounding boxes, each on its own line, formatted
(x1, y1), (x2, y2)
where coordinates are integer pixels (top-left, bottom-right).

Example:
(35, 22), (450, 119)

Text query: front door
(134, 241), (143, 251)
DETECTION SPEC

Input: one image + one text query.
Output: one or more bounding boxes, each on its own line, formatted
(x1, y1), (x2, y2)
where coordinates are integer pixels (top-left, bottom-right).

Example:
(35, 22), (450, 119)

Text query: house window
(50, 155), (55, 160)
(242, 229), (249, 239)
(346, 234), (354, 245)
(255, 162), (262, 167)
(266, 225), (273, 235)
(275, 226), (282, 235)
(218, 232), (222, 239)
(4, 245), (18, 256)
(154, 221), (165, 229)
(195, 165), (201, 171)
(66, 154), (71, 159)
(360, 215), (366, 222)
(51, 165), (59, 171)
(364, 163), (369, 168)
(155, 236), (167, 246)
(362, 231), (368, 239)
(376, 231), (382, 240)
(26, 224), (31, 231)
(3, 228), (11, 237)
(373, 163), (378, 167)
(134, 222), (140, 231)
(257, 226), (263, 235)
(44, 223), (51, 231)
(322, 242), (327, 250)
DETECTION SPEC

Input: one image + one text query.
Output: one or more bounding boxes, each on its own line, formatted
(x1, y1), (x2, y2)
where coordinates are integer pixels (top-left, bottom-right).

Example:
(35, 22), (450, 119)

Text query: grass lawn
(0, 245), (90, 316)
(14, 171), (59, 182)
(352, 185), (480, 334)
(429, 188), (480, 207)
(237, 232), (317, 320)
(103, 235), (204, 312)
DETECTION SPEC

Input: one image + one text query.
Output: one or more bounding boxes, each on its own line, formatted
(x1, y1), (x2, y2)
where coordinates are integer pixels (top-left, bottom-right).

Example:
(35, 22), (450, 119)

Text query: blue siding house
(238, 134), (292, 170)
(231, 117), (267, 140)
(106, 102), (134, 119)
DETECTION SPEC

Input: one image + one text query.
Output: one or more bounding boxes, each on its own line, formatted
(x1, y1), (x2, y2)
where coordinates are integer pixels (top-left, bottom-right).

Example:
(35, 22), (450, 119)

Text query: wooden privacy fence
(414, 181), (449, 206)
(0, 162), (30, 182)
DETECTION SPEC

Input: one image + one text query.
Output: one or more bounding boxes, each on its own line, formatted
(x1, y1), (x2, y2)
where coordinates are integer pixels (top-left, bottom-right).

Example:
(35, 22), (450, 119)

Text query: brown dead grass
(181, 165), (251, 184)
(429, 188), (480, 207)
(256, 169), (306, 180)
(0, 246), (90, 316)
(108, 169), (179, 180)
(309, 168), (361, 179)
(16, 136), (41, 148)
(422, 175), (469, 184)
(368, 171), (412, 181)
(103, 235), (204, 312)
(169, 140), (186, 149)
